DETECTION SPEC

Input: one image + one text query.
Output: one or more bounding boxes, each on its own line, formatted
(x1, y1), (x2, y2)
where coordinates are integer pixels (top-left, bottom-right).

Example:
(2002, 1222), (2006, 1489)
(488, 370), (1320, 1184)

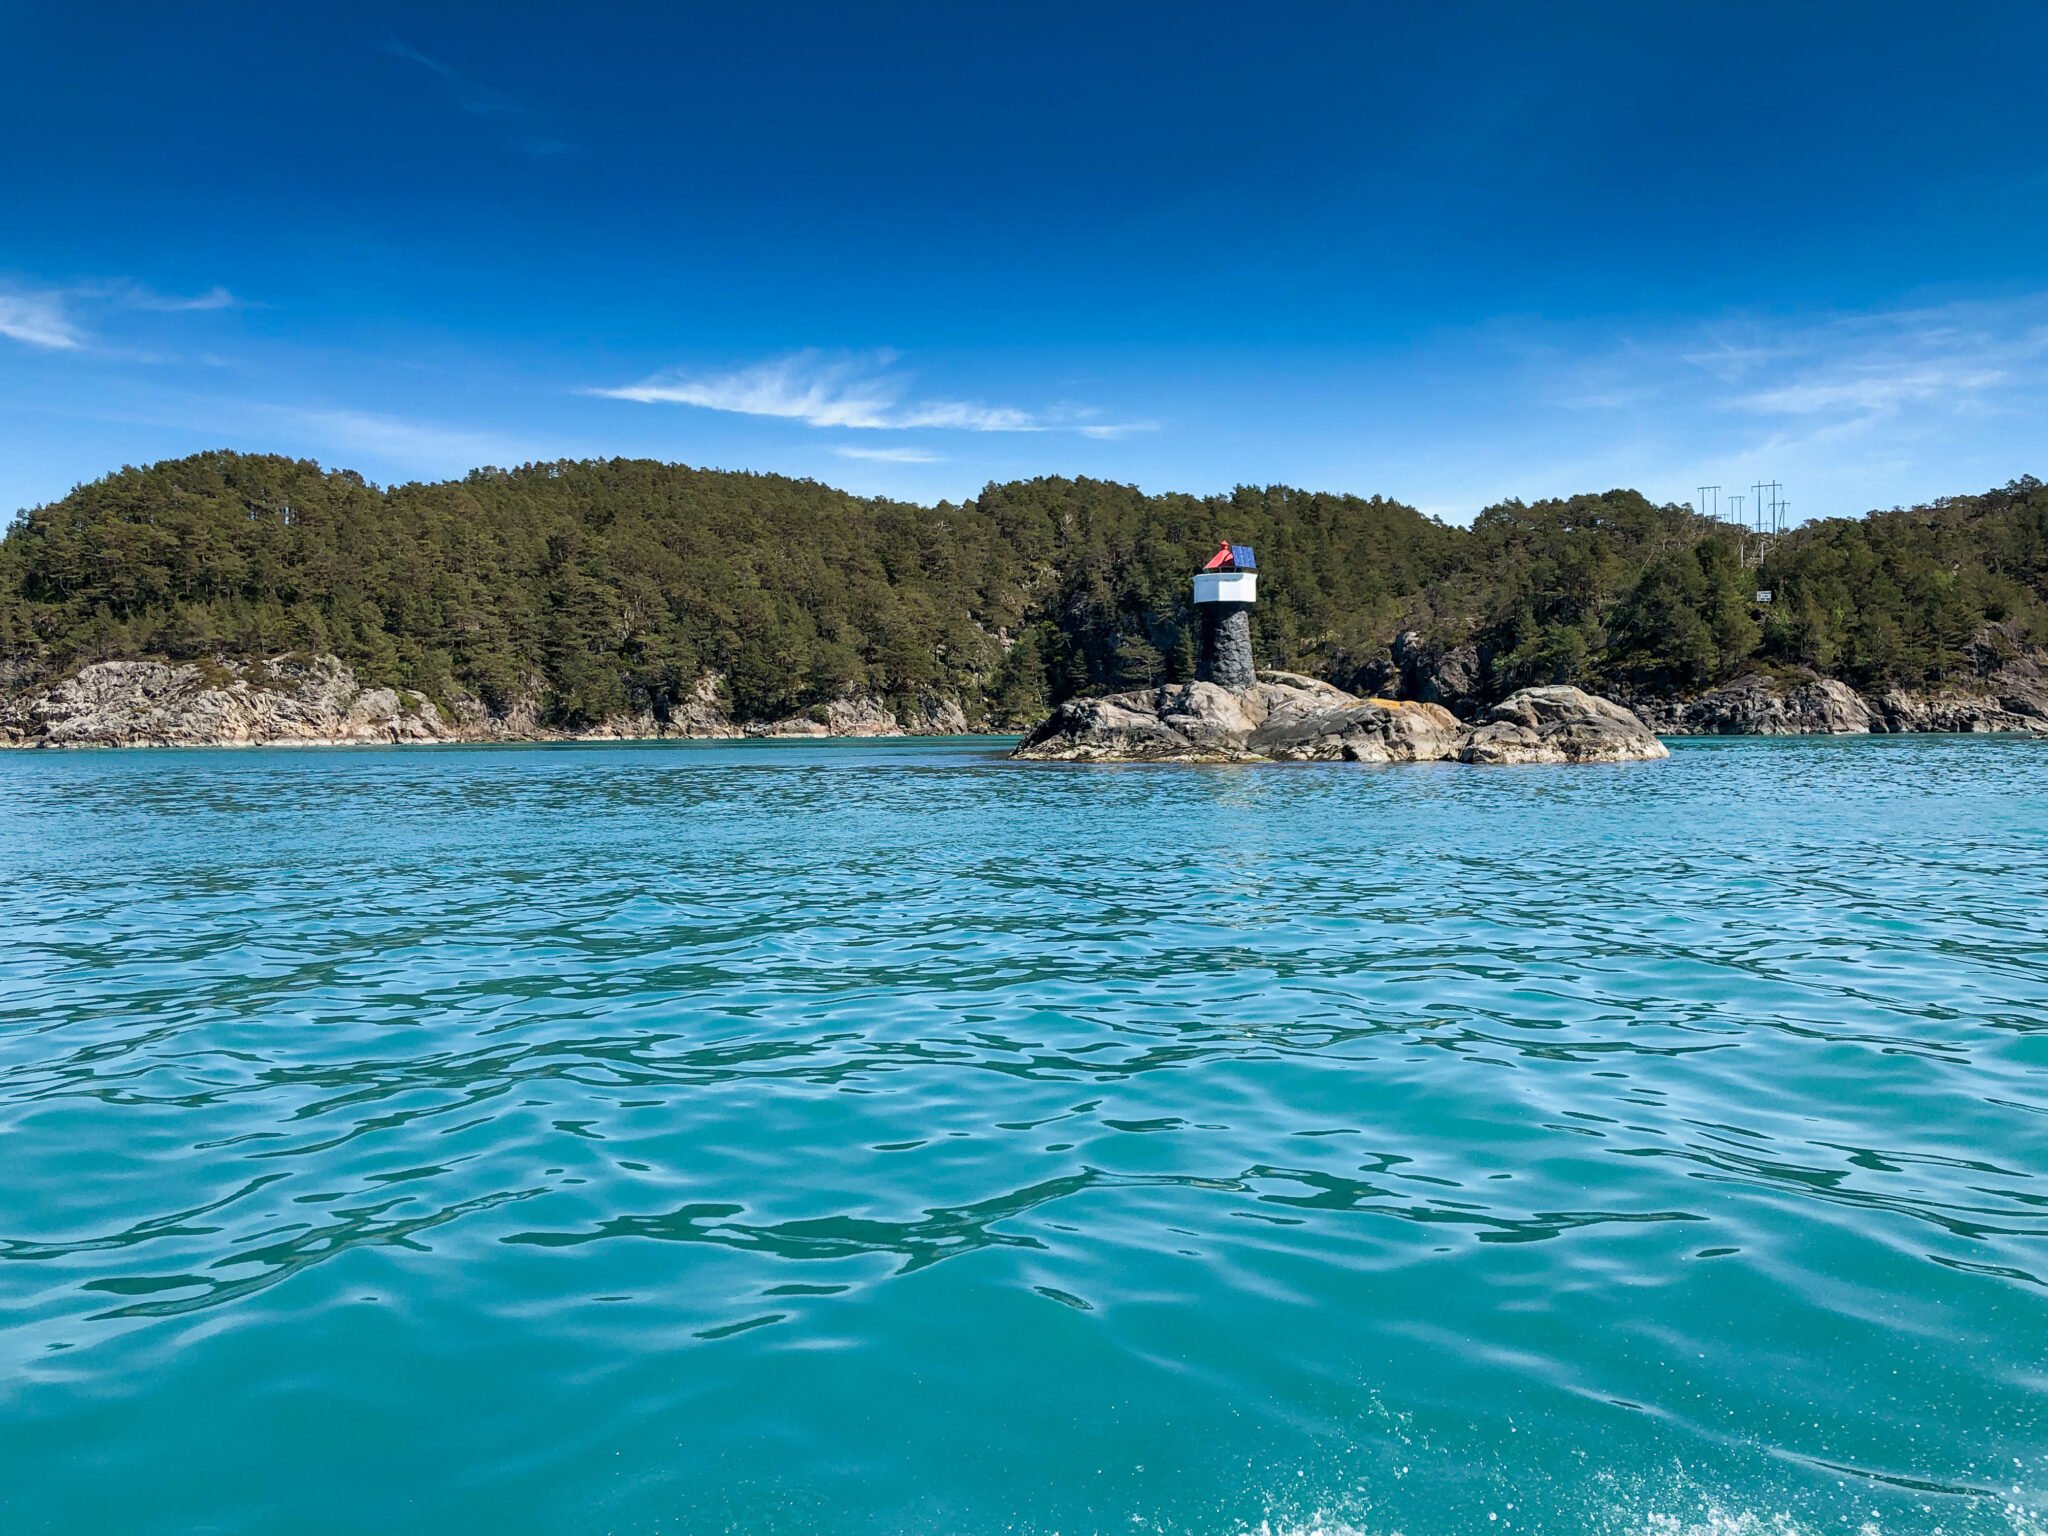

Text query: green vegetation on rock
(3, 451), (2043, 725)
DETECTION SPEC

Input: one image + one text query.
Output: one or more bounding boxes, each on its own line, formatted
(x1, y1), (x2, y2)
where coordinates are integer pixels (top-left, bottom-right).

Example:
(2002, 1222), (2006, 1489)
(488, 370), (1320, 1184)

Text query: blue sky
(4, 1), (2046, 523)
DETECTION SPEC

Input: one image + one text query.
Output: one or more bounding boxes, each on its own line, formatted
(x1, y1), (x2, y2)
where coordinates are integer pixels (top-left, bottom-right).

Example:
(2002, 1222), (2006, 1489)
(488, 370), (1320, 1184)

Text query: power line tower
(1741, 481), (1784, 567)
(1696, 478), (1789, 565)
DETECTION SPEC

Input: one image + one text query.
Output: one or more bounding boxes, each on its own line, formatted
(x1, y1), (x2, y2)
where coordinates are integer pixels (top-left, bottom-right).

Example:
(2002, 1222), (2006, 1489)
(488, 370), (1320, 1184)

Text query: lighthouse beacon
(1192, 541), (1259, 690)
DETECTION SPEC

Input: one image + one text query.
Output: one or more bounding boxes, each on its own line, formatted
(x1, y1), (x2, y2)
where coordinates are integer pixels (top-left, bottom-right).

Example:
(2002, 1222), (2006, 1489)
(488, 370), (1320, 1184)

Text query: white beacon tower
(1192, 541), (1258, 690)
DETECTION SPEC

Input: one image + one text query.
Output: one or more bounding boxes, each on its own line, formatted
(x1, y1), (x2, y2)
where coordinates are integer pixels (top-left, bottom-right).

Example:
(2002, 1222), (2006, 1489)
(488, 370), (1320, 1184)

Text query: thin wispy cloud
(70, 279), (239, 313)
(592, 350), (1149, 437)
(592, 351), (1023, 430)
(1534, 297), (2048, 436)
(0, 278), (239, 354)
(0, 288), (83, 350)
(264, 405), (528, 473)
(384, 39), (453, 78)
(833, 445), (944, 463)
(382, 38), (579, 154)
(1492, 293), (2048, 518)
(1682, 300), (2048, 424)
(124, 284), (236, 313)
(1739, 363), (2014, 417)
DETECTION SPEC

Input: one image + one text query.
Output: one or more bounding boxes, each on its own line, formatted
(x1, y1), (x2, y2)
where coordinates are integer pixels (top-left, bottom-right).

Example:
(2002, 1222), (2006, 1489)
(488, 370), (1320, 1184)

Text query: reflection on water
(1, 735), (2045, 1535)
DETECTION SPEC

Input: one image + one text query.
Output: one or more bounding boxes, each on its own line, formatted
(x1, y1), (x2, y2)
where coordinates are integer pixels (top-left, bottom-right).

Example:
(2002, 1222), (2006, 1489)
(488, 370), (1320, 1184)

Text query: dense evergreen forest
(2, 451), (2043, 726)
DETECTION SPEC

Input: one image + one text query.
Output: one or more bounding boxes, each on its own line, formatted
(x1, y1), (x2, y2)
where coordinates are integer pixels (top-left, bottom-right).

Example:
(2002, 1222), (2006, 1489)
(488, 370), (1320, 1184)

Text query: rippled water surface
(3, 735), (2046, 1536)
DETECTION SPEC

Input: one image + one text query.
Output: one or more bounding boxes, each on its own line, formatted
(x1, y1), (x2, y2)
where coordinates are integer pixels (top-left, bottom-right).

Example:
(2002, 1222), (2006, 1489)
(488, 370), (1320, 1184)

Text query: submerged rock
(1457, 686), (1671, 764)
(1012, 674), (1659, 766)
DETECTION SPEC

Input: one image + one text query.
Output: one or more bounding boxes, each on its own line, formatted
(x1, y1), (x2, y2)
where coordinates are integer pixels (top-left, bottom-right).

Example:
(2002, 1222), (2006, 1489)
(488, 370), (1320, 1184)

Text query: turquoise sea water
(2, 735), (2045, 1536)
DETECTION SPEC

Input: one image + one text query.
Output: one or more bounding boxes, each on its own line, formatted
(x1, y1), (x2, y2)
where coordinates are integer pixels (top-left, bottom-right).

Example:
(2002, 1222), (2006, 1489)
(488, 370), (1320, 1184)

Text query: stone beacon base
(1195, 604), (1257, 690)
(1011, 676), (1671, 765)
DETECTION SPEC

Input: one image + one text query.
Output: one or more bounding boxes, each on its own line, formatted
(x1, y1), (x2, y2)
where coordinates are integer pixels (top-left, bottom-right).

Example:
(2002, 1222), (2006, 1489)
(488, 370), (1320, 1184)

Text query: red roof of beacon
(1202, 541), (1256, 572)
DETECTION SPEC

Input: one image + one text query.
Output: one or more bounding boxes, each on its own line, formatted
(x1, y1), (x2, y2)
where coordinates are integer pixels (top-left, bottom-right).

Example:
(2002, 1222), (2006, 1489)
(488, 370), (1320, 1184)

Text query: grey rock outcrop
(1953, 623), (2048, 725)
(1623, 647), (2048, 736)
(1625, 675), (1875, 736)
(0, 655), (978, 748)
(2, 656), (474, 749)
(1457, 686), (1671, 764)
(1013, 673), (1660, 766)
(1345, 651), (1403, 699)
(1394, 630), (1485, 716)
(743, 687), (970, 738)
(1342, 631), (1485, 717)
(1868, 689), (2041, 733)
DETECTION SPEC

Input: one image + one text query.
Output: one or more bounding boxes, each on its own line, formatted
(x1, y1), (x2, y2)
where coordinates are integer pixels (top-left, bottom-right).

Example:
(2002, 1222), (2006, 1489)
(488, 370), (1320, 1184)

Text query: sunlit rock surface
(1013, 673), (1660, 765)
(1457, 686), (1671, 764)
(0, 655), (974, 748)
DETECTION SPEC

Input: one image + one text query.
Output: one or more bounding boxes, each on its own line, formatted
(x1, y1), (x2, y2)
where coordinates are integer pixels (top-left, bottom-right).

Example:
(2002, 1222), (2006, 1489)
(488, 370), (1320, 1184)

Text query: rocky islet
(1011, 673), (1670, 765)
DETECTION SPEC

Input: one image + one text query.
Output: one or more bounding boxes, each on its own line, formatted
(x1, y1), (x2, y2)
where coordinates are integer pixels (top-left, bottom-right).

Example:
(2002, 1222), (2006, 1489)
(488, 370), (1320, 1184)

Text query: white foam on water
(1598, 1475), (2047, 1536)
(1121, 1488), (2048, 1536)
(1625, 1505), (1843, 1536)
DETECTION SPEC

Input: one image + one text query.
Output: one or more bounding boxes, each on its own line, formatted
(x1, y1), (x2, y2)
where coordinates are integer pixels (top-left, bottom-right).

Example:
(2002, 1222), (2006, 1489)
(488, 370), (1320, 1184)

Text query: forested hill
(2, 451), (2044, 727)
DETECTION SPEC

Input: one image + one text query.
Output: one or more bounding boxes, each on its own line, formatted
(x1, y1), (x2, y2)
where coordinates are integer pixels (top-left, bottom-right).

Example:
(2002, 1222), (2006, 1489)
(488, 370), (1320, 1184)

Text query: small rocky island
(1013, 674), (1667, 764)
(1013, 542), (1667, 766)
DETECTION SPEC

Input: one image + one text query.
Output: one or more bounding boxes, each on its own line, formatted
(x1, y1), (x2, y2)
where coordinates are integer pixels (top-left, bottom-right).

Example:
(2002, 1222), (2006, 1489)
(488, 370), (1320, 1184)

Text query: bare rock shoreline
(4, 651), (2043, 753)
(1620, 672), (2048, 735)
(0, 655), (967, 750)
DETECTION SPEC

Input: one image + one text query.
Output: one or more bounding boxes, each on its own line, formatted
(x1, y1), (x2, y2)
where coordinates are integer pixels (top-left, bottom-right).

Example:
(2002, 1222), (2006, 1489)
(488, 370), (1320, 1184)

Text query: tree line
(2, 451), (2042, 725)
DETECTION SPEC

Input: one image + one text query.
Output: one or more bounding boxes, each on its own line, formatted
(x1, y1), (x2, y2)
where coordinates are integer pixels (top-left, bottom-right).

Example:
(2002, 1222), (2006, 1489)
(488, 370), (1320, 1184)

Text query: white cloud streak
(123, 284), (236, 313)
(832, 445), (944, 463)
(1481, 293), (2048, 519)
(263, 406), (529, 473)
(1533, 299), (2048, 440)
(597, 353), (909, 427)
(0, 279), (239, 353)
(591, 350), (1147, 437)
(1678, 301), (2048, 424)
(0, 289), (84, 350)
